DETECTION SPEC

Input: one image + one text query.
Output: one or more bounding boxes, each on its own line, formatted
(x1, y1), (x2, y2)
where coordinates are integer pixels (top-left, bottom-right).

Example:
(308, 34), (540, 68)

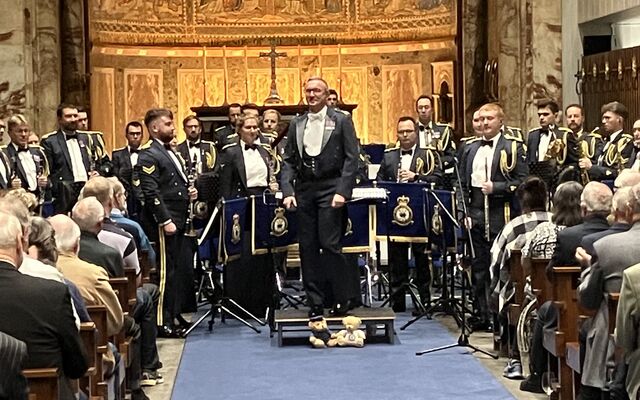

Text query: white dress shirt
(399, 145), (416, 182)
(188, 141), (201, 166)
(471, 133), (501, 187)
(64, 130), (88, 182)
(303, 106), (327, 157)
(537, 125), (555, 162)
(240, 140), (268, 188)
(0, 153), (8, 185)
(155, 139), (187, 182)
(418, 121), (434, 148)
(12, 143), (37, 190)
(129, 146), (139, 167)
(631, 151), (640, 171)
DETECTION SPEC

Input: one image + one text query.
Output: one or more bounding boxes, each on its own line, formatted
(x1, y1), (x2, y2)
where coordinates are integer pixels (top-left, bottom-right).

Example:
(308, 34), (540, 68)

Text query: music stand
(414, 161), (497, 359)
(183, 200), (264, 337)
(401, 188), (462, 330)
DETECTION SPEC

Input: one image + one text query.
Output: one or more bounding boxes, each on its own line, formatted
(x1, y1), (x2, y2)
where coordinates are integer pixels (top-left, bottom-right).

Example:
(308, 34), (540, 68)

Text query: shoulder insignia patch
(142, 165), (156, 175)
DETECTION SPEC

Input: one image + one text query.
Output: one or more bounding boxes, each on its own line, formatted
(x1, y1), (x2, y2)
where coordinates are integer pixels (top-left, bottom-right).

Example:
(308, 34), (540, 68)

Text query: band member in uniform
(177, 115), (217, 174)
(260, 109), (282, 148)
(376, 116), (442, 312)
(281, 77), (359, 318)
(582, 101), (634, 181)
(457, 109), (484, 160)
(525, 99), (578, 186)
(135, 108), (198, 336)
(566, 104), (603, 184)
(219, 115), (278, 316)
(415, 95), (456, 172)
(627, 119), (640, 171)
(41, 103), (96, 214)
(3, 115), (49, 202)
(213, 103), (242, 150)
(459, 102), (528, 330)
(77, 107), (112, 177)
(112, 121), (144, 219)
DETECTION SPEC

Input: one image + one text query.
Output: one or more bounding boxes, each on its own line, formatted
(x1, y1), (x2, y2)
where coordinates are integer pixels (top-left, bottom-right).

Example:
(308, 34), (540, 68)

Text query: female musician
(219, 115), (278, 317)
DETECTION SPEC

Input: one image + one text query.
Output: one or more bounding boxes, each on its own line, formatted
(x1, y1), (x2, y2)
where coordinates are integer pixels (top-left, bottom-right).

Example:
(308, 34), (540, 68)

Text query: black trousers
(296, 179), (349, 309)
(388, 242), (430, 311)
(470, 222), (491, 322)
(157, 229), (196, 326)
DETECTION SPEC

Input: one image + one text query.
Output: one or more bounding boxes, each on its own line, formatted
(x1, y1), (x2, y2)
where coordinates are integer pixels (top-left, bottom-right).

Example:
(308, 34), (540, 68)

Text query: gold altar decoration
(89, 0), (455, 46)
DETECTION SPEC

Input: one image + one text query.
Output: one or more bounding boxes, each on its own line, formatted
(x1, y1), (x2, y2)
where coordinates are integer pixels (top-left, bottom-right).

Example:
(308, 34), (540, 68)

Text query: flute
(484, 160), (490, 241)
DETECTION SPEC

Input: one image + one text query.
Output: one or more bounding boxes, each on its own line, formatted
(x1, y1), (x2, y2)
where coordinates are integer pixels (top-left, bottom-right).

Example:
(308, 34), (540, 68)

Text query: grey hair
(581, 181), (613, 214)
(72, 197), (104, 233)
(0, 212), (22, 250)
(612, 187), (633, 214)
(631, 183), (640, 214)
(48, 214), (81, 253)
(0, 197), (29, 230)
(614, 170), (640, 189)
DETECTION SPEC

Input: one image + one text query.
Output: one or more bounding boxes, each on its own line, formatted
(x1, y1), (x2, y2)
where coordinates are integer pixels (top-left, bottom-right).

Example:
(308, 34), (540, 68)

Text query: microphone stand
(415, 157), (496, 358)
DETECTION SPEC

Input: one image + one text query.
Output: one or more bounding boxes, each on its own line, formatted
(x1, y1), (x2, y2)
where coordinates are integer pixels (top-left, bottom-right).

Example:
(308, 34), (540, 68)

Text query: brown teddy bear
(334, 315), (366, 347)
(308, 316), (336, 348)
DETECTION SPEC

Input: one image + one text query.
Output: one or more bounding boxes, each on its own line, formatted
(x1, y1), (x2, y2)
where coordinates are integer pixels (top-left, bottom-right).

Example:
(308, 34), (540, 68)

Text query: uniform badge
(344, 218), (353, 237)
(431, 204), (443, 235)
(270, 207), (289, 237)
(133, 179), (140, 187)
(153, 198), (160, 206)
(510, 185), (517, 192)
(143, 165), (156, 175)
(231, 214), (242, 244)
(392, 196), (414, 226)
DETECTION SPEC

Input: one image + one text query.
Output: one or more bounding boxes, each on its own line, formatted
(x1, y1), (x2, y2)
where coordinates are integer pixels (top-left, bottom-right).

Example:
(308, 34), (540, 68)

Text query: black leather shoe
(308, 306), (324, 319)
(157, 325), (182, 339)
(329, 301), (350, 317)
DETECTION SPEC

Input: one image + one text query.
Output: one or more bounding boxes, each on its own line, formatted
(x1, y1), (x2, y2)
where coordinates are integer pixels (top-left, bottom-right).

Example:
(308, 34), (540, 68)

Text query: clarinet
(484, 160), (491, 241)
(184, 155), (198, 238)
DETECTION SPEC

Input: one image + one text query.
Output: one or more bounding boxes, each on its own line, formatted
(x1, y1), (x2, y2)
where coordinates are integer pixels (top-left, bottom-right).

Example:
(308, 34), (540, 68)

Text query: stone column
(33, 0), (61, 134)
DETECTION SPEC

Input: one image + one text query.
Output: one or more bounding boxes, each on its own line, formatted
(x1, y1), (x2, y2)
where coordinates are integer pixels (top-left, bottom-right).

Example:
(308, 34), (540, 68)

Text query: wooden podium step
(274, 307), (396, 347)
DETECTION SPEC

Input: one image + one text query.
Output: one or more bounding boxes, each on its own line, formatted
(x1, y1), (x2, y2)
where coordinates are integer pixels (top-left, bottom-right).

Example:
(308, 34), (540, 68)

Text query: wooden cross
(259, 43), (287, 104)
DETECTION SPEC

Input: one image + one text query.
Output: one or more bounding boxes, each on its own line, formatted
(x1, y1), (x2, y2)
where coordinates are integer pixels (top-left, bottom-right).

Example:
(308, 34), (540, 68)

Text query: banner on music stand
(342, 201), (373, 253)
(251, 195), (298, 255)
(219, 197), (248, 262)
(374, 182), (429, 243)
(424, 189), (457, 249)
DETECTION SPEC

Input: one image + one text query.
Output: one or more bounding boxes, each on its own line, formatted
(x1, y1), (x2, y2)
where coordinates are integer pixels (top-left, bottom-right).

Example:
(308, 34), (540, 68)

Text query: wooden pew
(506, 250), (525, 356)
(79, 322), (98, 398)
(23, 368), (59, 400)
(86, 305), (116, 400)
(139, 250), (153, 284)
(542, 266), (582, 400)
(529, 258), (553, 305)
(124, 267), (138, 310)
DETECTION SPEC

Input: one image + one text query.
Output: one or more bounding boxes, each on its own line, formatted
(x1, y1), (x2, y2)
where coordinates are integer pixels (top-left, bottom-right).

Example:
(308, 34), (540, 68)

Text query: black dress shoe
(157, 325), (182, 339)
(308, 306), (324, 319)
(329, 302), (350, 317)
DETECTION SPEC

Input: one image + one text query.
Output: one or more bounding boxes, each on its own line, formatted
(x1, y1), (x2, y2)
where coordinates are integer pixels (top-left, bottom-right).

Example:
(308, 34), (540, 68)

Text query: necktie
(65, 133), (77, 140)
(308, 113), (323, 122)
(245, 144), (257, 151)
(481, 140), (493, 148)
(401, 149), (412, 156)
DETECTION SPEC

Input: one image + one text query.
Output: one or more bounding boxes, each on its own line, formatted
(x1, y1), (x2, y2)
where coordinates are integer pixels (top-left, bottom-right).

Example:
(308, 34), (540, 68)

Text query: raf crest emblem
(431, 204), (443, 235)
(231, 214), (242, 244)
(392, 196), (414, 227)
(344, 218), (353, 237)
(270, 207), (289, 237)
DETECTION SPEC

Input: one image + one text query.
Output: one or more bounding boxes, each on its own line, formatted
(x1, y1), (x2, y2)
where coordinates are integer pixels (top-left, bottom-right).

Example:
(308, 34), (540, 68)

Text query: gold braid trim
(500, 140), (517, 175)
(556, 133), (568, 164)
(416, 157), (424, 175)
(426, 150), (435, 175)
(504, 202), (511, 224)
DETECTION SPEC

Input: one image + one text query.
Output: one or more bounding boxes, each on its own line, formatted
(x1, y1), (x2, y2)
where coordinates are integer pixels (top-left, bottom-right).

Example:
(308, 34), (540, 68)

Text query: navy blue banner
(375, 182), (429, 242)
(251, 195), (298, 255)
(424, 189), (457, 248)
(342, 201), (371, 252)
(219, 197), (248, 262)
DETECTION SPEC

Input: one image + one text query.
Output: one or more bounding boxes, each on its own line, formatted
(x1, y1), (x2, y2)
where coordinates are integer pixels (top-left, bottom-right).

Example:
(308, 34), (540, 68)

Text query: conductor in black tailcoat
(376, 116), (442, 312)
(41, 104), (96, 214)
(281, 77), (359, 318)
(111, 121), (144, 220)
(459, 103), (528, 330)
(135, 108), (198, 335)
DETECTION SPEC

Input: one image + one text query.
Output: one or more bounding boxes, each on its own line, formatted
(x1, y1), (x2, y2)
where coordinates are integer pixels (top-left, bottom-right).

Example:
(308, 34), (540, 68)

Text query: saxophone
(543, 137), (565, 162)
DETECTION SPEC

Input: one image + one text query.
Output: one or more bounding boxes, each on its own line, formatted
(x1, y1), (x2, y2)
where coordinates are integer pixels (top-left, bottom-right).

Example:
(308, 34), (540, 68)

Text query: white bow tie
(308, 113), (323, 122)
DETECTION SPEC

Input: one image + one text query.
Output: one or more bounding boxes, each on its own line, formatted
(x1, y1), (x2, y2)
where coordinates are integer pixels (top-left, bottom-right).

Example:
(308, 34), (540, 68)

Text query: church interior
(4, 0), (640, 399)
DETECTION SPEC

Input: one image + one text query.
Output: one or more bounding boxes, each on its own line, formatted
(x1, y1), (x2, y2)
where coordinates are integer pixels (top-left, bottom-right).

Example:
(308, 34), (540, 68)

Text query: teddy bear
(308, 316), (336, 348)
(334, 315), (366, 348)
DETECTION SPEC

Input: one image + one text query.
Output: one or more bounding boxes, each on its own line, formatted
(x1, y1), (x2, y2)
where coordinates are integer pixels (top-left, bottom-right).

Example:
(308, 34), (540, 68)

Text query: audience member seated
(616, 261), (640, 400)
(108, 177), (156, 266)
(521, 181), (612, 394)
(489, 177), (552, 380)
(0, 331), (28, 400)
(577, 183), (640, 399)
(0, 212), (88, 400)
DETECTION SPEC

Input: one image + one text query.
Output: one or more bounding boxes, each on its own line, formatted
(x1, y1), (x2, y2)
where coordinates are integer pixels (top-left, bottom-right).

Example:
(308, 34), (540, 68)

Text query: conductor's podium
(274, 307), (396, 347)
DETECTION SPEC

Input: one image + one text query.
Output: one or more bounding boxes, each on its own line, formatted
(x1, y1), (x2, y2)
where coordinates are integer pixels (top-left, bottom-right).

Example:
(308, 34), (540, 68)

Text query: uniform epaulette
(258, 142), (272, 149)
(590, 132), (602, 138)
(201, 139), (214, 145)
(113, 146), (126, 152)
(0, 145), (7, 150)
(215, 125), (227, 132)
(41, 131), (57, 139)
(466, 136), (482, 144)
(590, 126), (600, 134)
(384, 145), (399, 152)
(77, 129), (104, 136)
(386, 141), (398, 149)
(528, 127), (541, 133)
(338, 109), (350, 115)
(227, 133), (238, 138)
(139, 140), (153, 150)
(28, 144), (43, 149)
(622, 133), (633, 140)
(506, 126), (521, 132)
(221, 143), (237, 151)
(558, 127), (572, 133)
(434, 122), (452, 128)
(504, 133), (523, 142)
(459, 136), (475, 142)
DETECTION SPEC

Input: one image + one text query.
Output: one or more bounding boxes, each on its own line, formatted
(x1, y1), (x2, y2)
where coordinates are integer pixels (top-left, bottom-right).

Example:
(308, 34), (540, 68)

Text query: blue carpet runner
(172, 314), (515, 400)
